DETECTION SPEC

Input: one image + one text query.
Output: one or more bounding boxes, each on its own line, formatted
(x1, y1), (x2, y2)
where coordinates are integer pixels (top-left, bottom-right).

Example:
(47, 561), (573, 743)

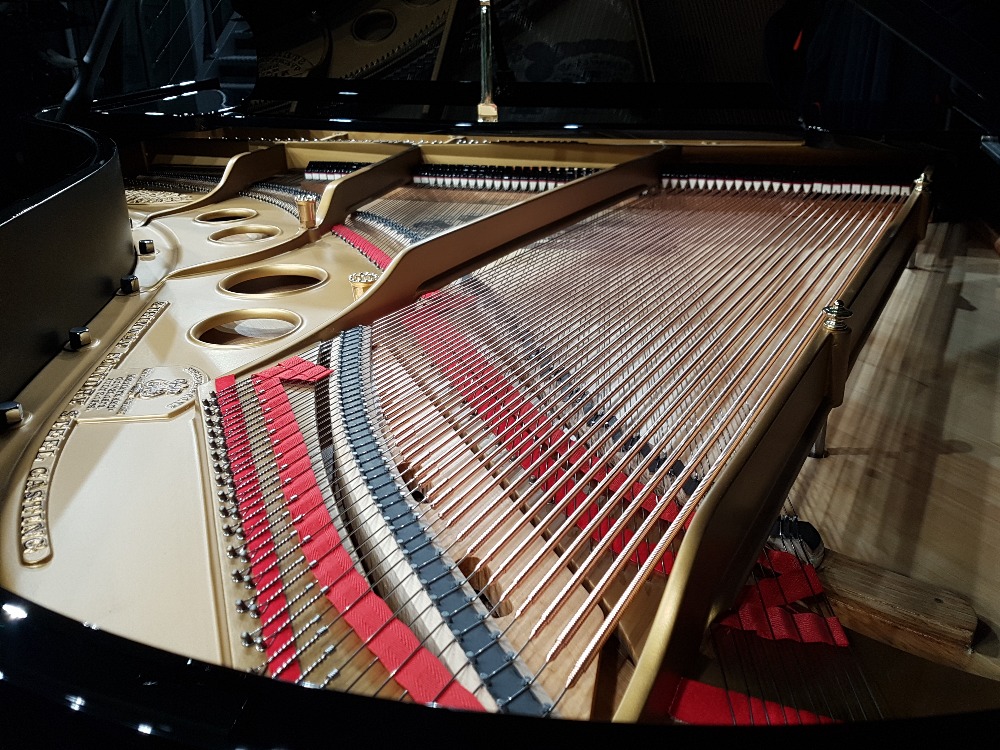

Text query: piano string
(203, 171), (916, 720)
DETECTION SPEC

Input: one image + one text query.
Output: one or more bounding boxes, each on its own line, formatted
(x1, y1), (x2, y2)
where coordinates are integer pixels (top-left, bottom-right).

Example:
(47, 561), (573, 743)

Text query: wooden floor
(785, 218), (1000, 718)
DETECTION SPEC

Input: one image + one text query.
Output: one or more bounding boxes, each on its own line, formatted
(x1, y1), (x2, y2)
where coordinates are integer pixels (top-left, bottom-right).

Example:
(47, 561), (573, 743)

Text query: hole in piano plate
(397, 462), (426, 503)
(190, 309), (302, 347)
(208, 224), (280, 244)
(196, 208), (258, 223)
(220, 264), (328, 297)
(458, 557), (513, 617)
(352, 9), (396, 42)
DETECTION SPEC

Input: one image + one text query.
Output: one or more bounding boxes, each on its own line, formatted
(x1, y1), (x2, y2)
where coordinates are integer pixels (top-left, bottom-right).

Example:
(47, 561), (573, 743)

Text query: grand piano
(2, 0), (999, 745)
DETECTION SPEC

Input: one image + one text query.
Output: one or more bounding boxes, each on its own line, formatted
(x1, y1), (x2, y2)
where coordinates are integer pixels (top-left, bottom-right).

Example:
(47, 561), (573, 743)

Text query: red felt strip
(333, 225), (394, 270)
(214, 375), (301, 681)
(717, 550), (849, 647)
(668, 677), (837, 725)
(242, 358), (482, 711)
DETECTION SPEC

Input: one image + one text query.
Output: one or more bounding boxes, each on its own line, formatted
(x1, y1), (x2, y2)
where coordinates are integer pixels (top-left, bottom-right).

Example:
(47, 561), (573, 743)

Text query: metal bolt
(120, 274), (140, 295)
(68, 326), (92, 351)
(1, 401), (24, 428)
(822, 300), (853, 331)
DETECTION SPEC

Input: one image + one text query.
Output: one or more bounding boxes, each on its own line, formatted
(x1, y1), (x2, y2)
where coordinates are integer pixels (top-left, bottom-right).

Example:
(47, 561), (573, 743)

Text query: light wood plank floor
(786, 218), (1000, 717)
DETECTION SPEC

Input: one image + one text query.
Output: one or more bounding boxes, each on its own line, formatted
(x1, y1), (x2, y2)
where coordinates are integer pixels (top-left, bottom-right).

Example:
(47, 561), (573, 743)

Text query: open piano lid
(68, 0), (997, 145)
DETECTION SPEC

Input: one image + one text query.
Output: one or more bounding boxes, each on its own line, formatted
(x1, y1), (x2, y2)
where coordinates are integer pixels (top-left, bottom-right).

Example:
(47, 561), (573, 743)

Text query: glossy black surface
(4, 584), (1000, 747)
(0, 119), (133, 400)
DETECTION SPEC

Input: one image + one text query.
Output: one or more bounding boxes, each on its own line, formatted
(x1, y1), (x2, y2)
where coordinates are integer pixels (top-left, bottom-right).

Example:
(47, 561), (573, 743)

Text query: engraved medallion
(136, 377), (190, 400)
(78, 366), (207, 421)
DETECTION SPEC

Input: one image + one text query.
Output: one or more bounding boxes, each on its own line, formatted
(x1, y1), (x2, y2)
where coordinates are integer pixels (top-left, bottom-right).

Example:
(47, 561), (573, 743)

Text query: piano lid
(48, 0), (998, 144)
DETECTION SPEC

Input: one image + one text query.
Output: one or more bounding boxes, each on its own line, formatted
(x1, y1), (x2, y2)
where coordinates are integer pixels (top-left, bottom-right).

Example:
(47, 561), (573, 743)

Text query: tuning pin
(235, 599), (260, 618)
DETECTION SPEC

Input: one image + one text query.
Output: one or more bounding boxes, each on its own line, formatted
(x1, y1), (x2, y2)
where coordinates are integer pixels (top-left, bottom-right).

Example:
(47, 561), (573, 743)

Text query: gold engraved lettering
(22, 537), (47, 552)
(19, 303), (168, 566)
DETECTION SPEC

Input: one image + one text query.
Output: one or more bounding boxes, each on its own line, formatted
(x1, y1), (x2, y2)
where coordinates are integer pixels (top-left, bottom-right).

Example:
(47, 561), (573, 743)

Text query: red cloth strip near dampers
(668, 677), (837, 725)
(215, 374), (302, 681)
(717, 549), (849, 647)
(403, 303), (685, 577)
(333, 225), (394, 269)
(247, 356), (482, 710)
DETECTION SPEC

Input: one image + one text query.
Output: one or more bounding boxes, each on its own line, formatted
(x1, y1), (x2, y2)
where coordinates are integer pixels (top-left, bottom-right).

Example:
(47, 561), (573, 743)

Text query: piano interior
(1, 0), (999, 741)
